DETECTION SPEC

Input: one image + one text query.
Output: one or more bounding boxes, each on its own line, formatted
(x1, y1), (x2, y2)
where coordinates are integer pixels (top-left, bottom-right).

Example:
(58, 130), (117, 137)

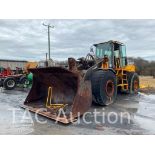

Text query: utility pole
(46, 53), (48, 61)
(45, 53), (48, 67)
(43, 23), (54, 60)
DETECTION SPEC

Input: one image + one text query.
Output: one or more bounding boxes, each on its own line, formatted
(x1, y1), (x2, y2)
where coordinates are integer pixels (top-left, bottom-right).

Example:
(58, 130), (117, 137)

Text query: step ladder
(116, 69), (128, 91)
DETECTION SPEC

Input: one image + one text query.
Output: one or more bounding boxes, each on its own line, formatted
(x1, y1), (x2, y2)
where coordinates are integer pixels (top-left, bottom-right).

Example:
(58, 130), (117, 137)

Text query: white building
(0, 59), (27, 70)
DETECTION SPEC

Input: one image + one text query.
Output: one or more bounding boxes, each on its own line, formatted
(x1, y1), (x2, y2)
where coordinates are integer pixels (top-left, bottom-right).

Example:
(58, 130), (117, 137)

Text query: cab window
(95, 42), (113, 67)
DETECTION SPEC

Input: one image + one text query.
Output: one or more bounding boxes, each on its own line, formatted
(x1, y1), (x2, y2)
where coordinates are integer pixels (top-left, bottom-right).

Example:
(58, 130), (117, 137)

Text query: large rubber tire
(3, 77), (16, 90)
(127, 72), (139, 94)
(91, 70), (117, 105)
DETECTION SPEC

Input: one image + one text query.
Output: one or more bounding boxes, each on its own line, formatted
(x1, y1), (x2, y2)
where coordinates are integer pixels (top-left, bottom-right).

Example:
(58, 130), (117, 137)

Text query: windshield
(95, 42), (113, 67)
(95, 42), (112, 58)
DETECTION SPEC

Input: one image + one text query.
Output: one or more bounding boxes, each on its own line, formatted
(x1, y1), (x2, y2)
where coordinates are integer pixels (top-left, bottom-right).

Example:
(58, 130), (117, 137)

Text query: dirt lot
(140, 76), (155, 88)
(0, 85), (155, 135)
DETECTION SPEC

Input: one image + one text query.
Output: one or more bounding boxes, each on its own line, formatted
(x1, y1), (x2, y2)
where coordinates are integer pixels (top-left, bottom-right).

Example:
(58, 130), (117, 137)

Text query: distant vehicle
(0, 67), (28, 90)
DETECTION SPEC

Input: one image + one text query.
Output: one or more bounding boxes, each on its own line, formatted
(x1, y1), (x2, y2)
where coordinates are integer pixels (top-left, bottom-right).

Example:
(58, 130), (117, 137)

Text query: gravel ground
(0, 87), (155, 135)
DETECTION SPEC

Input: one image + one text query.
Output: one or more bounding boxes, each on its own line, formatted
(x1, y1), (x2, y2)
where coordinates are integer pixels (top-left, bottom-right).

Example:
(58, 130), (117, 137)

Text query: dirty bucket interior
(24, 67), (78, 112)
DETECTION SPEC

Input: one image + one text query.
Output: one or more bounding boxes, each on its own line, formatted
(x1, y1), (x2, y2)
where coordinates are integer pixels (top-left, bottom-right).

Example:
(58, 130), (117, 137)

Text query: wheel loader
(21, 40), (139, 124)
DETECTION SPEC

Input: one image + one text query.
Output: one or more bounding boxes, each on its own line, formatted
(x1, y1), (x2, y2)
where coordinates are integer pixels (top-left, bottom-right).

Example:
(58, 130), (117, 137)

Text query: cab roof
(94, 40), (124, 46)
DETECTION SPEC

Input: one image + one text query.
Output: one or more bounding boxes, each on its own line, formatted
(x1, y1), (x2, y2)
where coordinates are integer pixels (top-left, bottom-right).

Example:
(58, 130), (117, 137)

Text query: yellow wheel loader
(21, 40), (139, 124)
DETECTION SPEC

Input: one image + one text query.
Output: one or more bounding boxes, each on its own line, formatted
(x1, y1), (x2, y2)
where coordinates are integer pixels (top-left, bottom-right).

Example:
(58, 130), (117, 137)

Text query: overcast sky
(0, 19), (155, 61)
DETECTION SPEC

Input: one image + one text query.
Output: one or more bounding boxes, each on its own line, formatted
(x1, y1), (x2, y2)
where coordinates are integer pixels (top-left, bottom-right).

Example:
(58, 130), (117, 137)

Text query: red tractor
(0, 67), (28, 90)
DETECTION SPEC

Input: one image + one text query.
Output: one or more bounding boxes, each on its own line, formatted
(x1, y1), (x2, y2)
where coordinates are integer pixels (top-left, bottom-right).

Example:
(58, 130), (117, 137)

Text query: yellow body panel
(123, 64), (136, 72)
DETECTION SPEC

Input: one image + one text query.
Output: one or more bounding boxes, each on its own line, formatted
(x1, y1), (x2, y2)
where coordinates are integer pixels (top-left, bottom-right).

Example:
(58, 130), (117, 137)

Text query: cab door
(119, 45), (127, 67)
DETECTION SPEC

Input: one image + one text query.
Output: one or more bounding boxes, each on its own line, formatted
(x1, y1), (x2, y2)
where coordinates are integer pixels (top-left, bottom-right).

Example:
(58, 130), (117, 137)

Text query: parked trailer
(0, 67), (28, 90)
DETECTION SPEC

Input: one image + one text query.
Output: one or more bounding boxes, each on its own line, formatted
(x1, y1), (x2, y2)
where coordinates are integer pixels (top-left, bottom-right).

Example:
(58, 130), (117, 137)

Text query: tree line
(128, 57), (155, 76)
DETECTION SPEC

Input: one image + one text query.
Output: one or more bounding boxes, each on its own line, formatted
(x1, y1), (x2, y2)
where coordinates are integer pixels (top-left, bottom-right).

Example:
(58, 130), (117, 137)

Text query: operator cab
(94, 40), (127, 69)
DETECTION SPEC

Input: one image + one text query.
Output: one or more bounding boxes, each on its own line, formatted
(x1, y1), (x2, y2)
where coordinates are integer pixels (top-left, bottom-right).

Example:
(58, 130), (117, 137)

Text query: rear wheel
(91, 70), (117, 105)
(127, 72), (139, 94)
(20, 76), (29, 85)
(3, 77), (16, 90)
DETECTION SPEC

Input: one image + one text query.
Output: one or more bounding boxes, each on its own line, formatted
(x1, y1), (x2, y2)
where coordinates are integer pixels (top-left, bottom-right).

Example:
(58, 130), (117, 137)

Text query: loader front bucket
(21, 65), (92, 124)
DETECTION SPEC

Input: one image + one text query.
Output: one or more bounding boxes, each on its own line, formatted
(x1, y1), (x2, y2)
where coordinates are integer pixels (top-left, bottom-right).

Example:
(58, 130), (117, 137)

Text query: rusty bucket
(21, 58), (92, 124)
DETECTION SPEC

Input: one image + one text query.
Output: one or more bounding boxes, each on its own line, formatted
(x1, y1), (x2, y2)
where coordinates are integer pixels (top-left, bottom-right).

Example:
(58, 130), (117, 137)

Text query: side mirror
(90, 46), (94, 54)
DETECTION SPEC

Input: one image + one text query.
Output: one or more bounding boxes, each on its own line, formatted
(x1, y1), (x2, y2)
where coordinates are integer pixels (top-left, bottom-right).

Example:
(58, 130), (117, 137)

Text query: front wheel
(20, 76), (29, 85)
(91, 70), (117, 105)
